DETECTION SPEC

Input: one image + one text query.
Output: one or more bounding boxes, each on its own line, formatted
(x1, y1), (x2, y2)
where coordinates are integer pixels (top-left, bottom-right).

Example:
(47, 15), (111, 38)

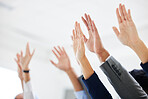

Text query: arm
(16, 43), (35, 99)
(72, 22), (112, 99)
(72, 22), (94, 79)
(81, 14), (109, 63)
(112, 4), (148, 64)
(50, 46), (87, 99)
(100, 56), (148, 99)
(15, 54), (24, 91)
(81, 13), (148, 98)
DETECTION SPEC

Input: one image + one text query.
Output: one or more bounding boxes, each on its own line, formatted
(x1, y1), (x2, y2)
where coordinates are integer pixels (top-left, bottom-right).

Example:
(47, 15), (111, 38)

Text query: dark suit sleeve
(82, 72), (112, 99)
(141, 62), (148, 74)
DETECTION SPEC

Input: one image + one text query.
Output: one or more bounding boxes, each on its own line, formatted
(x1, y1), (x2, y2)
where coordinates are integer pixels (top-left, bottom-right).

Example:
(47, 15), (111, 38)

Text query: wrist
(66, 67), (73, 74)
(96, 50), (110, 62)
(129, 39), (142, 50)
(77, 55), (86, 63)
(128, 38), (141, 48)
(22, 67), (30, 71)
(78, 55), (87, 65)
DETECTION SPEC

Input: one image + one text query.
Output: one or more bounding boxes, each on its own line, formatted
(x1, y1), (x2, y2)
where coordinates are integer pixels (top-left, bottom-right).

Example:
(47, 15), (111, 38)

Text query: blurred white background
(0, 0), (148, 99)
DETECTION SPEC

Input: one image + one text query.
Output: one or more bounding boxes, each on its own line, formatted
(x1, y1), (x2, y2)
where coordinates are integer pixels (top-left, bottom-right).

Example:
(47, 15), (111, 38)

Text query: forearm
(23, 73), (31, 83)
(66, 68), (83, 92)
(79, 56), (94, 80)
(130, 39), (148, 64)
(100, 56), (148, 99)
(96, 50), (110, 63)
(21, 79), (24, 90)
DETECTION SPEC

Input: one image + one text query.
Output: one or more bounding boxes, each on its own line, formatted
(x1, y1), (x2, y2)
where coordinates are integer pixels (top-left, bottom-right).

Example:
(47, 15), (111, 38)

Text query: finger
(50, 60), (57, 67)
(75, 22), (78, 36)
(62, 47), (67, 54)
(75, 29), (78, 39)
(78, 23), (83, 36)
(72, 29), (76, 39)
(112, 27), (120, 36)
(92, 21), (101, 39)
(14, 58), (18, 64)
(92, 21), (98, 33)
(26, 42), (31, 55)
(119, 4), (125, 21)
(52, 50), (59, 59)
(116, 8), (122, 23)
(84, 13), (89, 22)
(82, 17), (90, 30)
(54, 46), (61, 55)
(16, 53), (20, 62)
(31, 49), (35, 57)
(83, 35), (88, 43)
(21, 51), (23, 57)
(122, 5), (128, 20)
(88, 15), (94, 31)
(76, 22), (81, 37)
(57, 46), (63, 53)
(128, 9), (132, 20)
(18, 63), (22, 70)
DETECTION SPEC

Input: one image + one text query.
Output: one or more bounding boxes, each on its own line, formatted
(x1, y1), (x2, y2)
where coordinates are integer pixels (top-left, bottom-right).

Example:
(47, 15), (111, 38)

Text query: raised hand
(20, 43), (35, 70)
(112, 4), (140, 47)
(50, 46), (72, 72)
(82, 14), (109, 62)
(72, 22), (85, 62)
(15, 54), (24, 81)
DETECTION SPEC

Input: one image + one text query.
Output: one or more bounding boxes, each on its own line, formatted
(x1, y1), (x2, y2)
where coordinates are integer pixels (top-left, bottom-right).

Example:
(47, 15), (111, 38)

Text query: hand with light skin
(112, 4), (140, 47)
(113, 4), (148, 64)
(50, 46), (83, 91)
(15, 54), (24, 90)
(50, 46), (72, 72)
(72, 22), (86, 61)
(71, 22), (84, 55)
(15, 54), (24, 81)
(72, 21), (94, 79)
(17, 43), (35, 83)
(20, 43), (35, 71)
(82, 14), (110, 62)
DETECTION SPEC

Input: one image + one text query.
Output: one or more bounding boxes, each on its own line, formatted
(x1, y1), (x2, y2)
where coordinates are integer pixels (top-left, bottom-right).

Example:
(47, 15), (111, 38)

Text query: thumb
(112, 27), (120, 37)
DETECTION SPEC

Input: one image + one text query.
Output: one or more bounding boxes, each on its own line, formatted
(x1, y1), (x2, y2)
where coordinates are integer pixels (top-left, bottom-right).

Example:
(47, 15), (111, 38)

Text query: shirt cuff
(23, 81), (33, 92)
(74, 90), (87, 99)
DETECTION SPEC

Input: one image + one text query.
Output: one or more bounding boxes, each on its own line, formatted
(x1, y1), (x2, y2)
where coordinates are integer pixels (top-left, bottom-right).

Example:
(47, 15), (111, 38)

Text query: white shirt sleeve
(74, 90), (88, 99)
(23, 81), (35, 99)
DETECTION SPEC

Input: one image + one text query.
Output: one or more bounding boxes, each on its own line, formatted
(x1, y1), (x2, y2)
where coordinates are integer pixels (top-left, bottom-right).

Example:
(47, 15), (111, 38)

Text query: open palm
(50, 46), (71, 72)
(113, 4), (139, 47)
(20, 43), (35, 70)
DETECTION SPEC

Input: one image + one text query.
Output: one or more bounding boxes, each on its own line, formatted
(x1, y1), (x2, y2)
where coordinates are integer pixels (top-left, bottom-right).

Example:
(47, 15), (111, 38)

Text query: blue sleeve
(74, 90), (88, 99)
(140, 62), (148, 74)
(82, 72), (112, 99)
